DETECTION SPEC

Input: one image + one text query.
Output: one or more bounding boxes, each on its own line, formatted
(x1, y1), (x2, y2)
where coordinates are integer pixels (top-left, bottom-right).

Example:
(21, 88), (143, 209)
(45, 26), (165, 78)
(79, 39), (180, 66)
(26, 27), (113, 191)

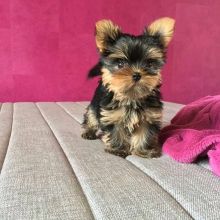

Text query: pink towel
(160, 95), (220, 177)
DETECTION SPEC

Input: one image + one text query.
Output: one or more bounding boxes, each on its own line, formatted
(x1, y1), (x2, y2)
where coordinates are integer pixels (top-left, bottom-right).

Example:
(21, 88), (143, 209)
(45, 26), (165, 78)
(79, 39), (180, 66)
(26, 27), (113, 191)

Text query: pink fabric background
(0, 0), (219, 103)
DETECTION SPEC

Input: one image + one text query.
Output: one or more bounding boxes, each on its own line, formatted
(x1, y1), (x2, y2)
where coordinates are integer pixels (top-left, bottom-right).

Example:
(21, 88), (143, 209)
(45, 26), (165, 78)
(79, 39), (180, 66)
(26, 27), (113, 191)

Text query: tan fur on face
(102, 67), (161, 100)
(142, 73), (161, 91)
(95, 20), (121, 53)
(102, 67), (132, 91)
(102, 67), (134, 100)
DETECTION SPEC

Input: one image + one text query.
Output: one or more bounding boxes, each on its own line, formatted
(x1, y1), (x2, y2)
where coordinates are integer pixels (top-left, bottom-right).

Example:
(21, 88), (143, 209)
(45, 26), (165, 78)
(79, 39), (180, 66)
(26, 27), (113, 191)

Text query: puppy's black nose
(132, 72), (141, 82)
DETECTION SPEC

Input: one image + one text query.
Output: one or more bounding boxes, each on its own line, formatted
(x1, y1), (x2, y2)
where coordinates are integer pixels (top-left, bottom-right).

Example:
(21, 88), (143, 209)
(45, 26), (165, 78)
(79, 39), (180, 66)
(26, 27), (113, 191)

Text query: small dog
(82, 17), (175, 158)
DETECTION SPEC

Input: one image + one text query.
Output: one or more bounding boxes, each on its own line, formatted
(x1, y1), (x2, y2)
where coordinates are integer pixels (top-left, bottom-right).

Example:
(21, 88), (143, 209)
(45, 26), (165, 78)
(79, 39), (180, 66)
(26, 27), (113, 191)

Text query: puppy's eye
(147, 59), (156, 67)
(117, 60), (125, 68)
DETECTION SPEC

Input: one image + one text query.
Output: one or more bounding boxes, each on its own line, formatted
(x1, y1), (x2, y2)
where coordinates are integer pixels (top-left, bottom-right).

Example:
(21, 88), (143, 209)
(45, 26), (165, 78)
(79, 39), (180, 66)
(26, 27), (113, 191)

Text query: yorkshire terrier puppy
(82, 17), (175, 158)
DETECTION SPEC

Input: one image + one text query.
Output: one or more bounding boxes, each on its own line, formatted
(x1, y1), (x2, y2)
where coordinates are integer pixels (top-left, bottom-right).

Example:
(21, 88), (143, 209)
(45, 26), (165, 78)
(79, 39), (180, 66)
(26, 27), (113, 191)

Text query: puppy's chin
(108, 80), (152, 101)
(123, 84), (151, 100)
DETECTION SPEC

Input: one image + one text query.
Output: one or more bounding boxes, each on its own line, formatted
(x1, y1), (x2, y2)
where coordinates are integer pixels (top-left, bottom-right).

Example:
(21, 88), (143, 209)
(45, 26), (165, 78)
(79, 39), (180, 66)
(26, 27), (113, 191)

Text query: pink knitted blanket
(160, 96), (220, 177)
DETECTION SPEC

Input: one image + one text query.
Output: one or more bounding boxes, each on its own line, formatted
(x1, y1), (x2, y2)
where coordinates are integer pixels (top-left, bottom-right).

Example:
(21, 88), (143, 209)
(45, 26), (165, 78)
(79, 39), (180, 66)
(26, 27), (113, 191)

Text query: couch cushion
(127, 155), (220, 219)
(0, 103), (93, 220)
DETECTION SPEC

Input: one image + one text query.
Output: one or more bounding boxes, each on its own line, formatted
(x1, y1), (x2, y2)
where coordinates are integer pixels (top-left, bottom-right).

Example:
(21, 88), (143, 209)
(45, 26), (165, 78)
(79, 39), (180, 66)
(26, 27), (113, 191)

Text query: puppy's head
(95, 18), (175, 100)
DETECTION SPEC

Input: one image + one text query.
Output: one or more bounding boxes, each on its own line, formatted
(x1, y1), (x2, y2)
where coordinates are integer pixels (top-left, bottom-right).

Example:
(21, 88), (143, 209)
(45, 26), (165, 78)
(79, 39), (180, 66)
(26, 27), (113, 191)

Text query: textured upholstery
(0, 102), (219, 220)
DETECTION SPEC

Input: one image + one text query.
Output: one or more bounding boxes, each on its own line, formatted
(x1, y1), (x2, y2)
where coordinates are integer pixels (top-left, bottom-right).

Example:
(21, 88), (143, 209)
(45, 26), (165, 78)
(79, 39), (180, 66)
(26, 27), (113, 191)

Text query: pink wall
(0, 0), (219, 104)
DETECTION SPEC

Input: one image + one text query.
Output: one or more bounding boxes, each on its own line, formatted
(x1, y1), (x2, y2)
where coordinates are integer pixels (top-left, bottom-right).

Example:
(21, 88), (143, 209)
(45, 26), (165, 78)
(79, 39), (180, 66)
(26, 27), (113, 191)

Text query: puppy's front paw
(105, 148), (130, 158)
(131, 147), (161, 158)
(81, 130), (97, 140)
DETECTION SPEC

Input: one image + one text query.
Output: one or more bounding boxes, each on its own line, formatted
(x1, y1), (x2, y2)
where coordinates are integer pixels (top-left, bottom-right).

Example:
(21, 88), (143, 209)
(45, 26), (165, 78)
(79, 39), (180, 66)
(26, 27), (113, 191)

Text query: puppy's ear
(95, 20), (121, 53)
(145, 17), (175, 47)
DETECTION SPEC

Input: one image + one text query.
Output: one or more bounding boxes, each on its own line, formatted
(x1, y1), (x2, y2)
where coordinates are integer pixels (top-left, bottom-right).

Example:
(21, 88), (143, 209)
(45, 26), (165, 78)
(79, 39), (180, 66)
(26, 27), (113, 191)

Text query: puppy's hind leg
(81, 106), (99, 140)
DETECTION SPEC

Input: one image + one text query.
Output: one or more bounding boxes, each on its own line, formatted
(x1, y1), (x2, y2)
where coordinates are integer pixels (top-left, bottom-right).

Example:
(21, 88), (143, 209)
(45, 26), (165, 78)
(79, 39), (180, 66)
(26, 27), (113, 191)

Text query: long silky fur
(82, 18), (174, 158)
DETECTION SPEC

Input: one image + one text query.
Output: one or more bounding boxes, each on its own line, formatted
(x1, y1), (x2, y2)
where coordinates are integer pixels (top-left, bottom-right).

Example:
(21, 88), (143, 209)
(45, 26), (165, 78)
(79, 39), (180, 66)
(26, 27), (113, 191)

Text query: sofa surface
(0, 102), (219, 220)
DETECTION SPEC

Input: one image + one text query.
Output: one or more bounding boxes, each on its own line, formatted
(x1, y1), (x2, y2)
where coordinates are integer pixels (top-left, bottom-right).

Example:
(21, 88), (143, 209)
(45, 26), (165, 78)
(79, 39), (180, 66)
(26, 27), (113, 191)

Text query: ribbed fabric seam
(56, 102), (83, 124)
(35, 103), (95, 220)
(126, 157), (196, 219)
(0, 103), (14, 175)
(75, 101), (89, 107)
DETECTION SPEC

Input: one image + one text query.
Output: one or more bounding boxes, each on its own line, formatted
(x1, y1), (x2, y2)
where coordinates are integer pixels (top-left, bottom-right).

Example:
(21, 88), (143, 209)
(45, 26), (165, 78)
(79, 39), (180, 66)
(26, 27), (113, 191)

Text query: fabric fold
(160, 95), (220, 176)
